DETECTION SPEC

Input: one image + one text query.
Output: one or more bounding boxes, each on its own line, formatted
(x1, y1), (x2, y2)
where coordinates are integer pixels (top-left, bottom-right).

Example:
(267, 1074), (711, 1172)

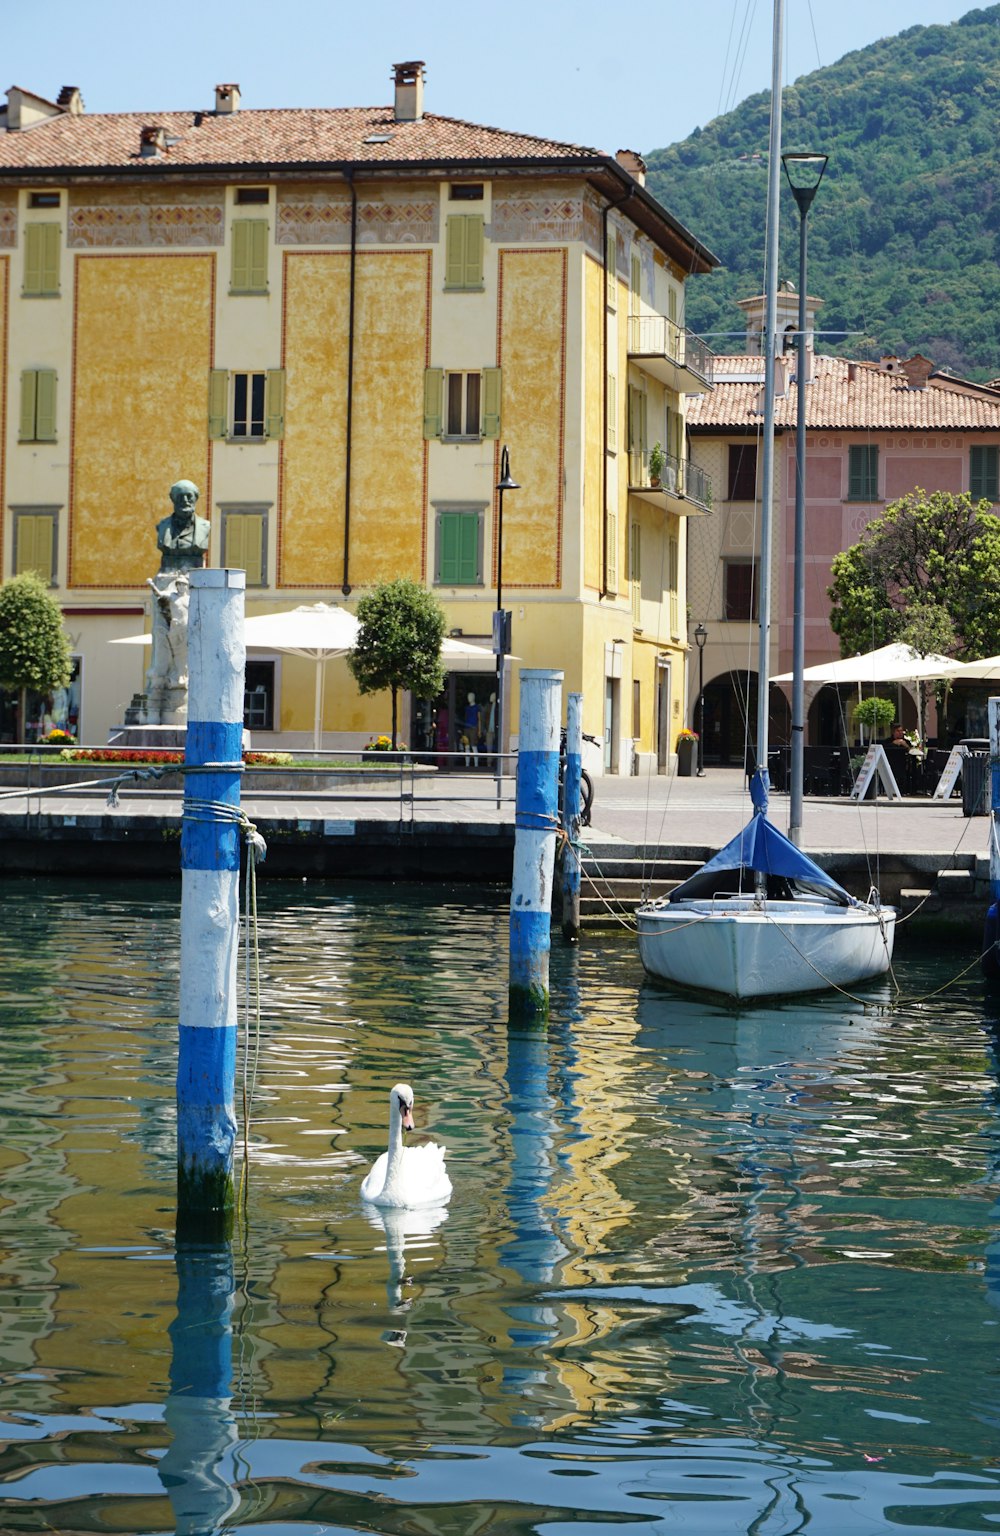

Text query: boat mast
(753, 0), (784, 810)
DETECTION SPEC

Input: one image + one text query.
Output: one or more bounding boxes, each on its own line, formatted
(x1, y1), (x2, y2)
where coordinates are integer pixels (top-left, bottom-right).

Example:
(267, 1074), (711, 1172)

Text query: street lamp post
(694, 622), (707, 777)
(494, 445), (519, 807)
(781, 150), (827, 847)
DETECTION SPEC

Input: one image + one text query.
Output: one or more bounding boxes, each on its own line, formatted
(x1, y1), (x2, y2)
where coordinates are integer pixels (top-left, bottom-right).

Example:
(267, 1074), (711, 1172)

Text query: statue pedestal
(107, 724), (187, 751)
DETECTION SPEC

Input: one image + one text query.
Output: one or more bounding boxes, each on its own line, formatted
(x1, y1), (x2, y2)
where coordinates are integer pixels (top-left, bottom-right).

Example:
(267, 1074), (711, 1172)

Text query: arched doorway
(701, 671), (790, 767)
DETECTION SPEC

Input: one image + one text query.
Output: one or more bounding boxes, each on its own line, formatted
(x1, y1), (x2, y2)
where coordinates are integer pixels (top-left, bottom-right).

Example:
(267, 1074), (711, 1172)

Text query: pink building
(686, 289), (1000, 762)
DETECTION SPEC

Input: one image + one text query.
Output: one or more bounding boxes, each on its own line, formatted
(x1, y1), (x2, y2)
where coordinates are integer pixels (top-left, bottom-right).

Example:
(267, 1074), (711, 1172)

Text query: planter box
(361, 751), (410, 766)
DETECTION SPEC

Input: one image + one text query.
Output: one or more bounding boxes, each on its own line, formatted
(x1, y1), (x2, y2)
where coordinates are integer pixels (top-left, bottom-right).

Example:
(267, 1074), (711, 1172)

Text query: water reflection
(0, 879), (999, 1533)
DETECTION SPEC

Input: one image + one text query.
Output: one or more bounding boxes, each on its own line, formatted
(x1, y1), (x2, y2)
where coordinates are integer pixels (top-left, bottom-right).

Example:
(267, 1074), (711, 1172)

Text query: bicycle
(559, 729), (596, 827)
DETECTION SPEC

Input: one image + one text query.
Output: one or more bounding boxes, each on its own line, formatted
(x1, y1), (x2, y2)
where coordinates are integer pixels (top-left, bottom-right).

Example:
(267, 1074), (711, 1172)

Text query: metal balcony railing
(627, 315), (715, 389)
(628, 448), (713, 511)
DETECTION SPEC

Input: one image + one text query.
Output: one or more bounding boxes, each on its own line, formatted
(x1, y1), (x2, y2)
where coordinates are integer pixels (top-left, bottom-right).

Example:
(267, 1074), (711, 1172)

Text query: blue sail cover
(669, 812), (855, 906)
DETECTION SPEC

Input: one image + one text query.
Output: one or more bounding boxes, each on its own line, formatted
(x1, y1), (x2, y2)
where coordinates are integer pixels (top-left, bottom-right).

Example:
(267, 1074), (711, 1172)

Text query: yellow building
(0, 68), (717, 771)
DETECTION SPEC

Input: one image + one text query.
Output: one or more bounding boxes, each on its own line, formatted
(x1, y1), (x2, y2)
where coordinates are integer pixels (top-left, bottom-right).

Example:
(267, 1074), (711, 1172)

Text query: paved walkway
(0, 764), (989, 864)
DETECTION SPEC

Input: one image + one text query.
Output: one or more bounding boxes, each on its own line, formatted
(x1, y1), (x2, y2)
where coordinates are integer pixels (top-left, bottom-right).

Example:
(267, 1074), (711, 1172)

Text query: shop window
(244, 659), (275, 732)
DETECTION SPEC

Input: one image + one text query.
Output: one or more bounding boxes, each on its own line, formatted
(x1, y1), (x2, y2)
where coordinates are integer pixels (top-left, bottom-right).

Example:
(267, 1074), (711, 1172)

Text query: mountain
(645, 6), (1000, 379)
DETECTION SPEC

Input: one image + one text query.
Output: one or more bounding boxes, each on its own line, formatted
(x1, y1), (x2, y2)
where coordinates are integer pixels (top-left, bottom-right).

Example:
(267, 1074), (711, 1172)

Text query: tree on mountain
(0, 572), (72, 739)
(827, 489), (1000, 660)
(348, 578), (446, 749)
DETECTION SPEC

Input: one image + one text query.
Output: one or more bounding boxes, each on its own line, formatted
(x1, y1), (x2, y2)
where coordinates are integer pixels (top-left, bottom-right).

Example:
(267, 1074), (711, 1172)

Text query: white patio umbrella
(241, 602), (360, 751)
(938, 653), (1000, 681)
(772, 642), (963, 685)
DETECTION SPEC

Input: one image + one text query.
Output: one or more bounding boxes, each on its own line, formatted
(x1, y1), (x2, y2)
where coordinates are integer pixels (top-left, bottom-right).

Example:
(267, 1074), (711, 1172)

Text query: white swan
(360, 1083), (453, 1209)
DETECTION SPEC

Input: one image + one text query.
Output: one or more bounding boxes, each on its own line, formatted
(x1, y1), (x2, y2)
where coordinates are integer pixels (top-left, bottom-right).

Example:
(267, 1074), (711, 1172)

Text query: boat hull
(636, 897), (896, 1000)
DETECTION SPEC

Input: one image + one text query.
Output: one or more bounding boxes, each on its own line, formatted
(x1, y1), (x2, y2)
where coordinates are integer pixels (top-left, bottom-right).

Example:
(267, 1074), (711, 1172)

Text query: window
(606, 371), (617, 452)
(435, 507), (484, 586)
(970, 445), (999, 503)
(423, 367), (500, 440)
(244, 660), (275, 731)
(208, 369), (284, 439)
(450, 183), (484, 201)
(629, 518), (641, 624)
(23, 223), (60, 296)
(728, 443), (757, 501)
(444, 214), (484, 290)
(630, 248), (641, 315)
(29, 191), (60, 208)
(233, 373), (266, 438)
(848, 444), (879, 501)
(627, 384), (648, 483)
(724, 559), (758, 621)
(668, 534), (679, 637)
(446, 372), (481, 437)
(606, 228), (617, 309)
(221, 507), (268, 586)
(236, 187), (269, 205)
(13, 507), (58, 583)
(230, 218), (268, 293)
(19, 368), (57, 442)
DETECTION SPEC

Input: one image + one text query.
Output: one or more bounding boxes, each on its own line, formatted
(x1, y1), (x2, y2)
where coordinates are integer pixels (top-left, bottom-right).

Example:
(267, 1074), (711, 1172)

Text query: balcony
(627, 315), (715, 393)
(627, 449), (712, 515)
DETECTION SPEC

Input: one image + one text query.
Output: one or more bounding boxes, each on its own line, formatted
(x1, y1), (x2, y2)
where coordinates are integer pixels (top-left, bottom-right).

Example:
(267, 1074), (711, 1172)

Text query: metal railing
(628, 448), (713, 510)
(626, 315), (715, 387)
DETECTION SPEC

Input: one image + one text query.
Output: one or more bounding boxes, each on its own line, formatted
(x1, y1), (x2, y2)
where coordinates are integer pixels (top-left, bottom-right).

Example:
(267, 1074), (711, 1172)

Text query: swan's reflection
(363, 1200), (450, 1314)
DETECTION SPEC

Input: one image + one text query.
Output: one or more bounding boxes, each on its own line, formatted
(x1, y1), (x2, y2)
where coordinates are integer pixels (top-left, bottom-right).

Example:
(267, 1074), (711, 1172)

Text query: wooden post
(561, 691), (583, 942)
(509, 669), (562, 1021)
(177, 569), (245, 1238)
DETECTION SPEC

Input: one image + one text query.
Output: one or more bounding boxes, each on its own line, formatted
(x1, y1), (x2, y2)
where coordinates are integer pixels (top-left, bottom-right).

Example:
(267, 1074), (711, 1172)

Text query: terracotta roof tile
(0, 104), (607, 173)
(689, 353), (1000, 432)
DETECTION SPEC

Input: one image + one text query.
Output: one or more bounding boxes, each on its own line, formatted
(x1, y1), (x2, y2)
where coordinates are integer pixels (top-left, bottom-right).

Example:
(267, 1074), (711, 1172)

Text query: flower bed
(59, 748), (293, 766)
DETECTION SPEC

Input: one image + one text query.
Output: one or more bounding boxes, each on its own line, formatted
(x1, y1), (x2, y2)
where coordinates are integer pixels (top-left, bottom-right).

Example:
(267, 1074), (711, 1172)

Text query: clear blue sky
(5, 1), (978, 155)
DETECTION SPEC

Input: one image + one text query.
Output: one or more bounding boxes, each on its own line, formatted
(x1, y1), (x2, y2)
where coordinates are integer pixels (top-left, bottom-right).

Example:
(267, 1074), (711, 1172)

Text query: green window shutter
(19, 369), (38, 441)
(226, 514), (264, 585)
(848, 444), (878, 499)
(444, 216), (483, 289)
(607, 372), (617, 452)
(17, 515), (54, 580)
(606, 506), (619, 594)
(265, 369), (285, 439)
(438, 512), (480, 584)
(232, 219), (267, 291)
(630, 249), (641, 313)
(423, 368), (443, 438)
(34, 369), (57, 442)
(481, 367), (501, 438)
(630, 519), (641, 624)
(971, 445), (999, 502)
(24, 224), (60, 296)
(463, 215), (483, 287)
(208, 369), (228, 438)
(249, 220), (269, 290)
(606, 229), (617, 308)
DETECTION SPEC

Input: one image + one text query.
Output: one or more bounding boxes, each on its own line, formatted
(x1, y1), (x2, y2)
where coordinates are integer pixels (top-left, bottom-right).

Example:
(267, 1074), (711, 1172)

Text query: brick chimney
(902, 354), (934, 390)
(215, 83), (241, 114)
(615, 149), (646, 186)
(139, 125), (167, 158)
(392, 60), (425, 122)
(56, 85), (84, 115)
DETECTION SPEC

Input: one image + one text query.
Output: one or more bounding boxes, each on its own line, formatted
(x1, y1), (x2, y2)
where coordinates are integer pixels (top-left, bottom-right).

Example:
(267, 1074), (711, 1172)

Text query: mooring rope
(0, 765), (170, 804)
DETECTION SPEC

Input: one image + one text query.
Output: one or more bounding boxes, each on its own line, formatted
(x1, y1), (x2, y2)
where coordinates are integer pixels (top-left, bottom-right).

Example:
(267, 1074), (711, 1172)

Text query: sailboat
(636, 0), (896, 1001)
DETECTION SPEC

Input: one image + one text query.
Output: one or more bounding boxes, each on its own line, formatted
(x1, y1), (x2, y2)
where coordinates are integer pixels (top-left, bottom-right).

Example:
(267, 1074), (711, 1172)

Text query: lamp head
(694, 622), (708, 650)
(497, 444), (520, 494)
(782, 152), (828, 215)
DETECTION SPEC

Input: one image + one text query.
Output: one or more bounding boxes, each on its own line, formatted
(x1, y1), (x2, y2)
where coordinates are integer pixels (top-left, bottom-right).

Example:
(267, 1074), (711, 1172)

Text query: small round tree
(0, 573), (71, 741)
(853, 695), (896, 742)
(348, 578), (446, 749)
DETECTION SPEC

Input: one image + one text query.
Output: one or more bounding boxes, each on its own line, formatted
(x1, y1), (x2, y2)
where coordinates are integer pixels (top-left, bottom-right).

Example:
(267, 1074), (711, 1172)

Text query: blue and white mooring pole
(510, 669), (562, 1021)
(560, 692), (583, 943)
(982, 696), (1000, 982)
(177, 568), (246, 1237)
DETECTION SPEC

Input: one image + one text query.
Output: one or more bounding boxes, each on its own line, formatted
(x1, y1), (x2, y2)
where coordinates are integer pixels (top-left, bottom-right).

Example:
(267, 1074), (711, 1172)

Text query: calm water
(1, 878), (1000, 1535)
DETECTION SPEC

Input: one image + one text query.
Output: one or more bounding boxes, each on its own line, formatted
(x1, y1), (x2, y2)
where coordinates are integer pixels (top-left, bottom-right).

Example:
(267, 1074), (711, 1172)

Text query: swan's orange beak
(398, 1096), (414, 1131)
